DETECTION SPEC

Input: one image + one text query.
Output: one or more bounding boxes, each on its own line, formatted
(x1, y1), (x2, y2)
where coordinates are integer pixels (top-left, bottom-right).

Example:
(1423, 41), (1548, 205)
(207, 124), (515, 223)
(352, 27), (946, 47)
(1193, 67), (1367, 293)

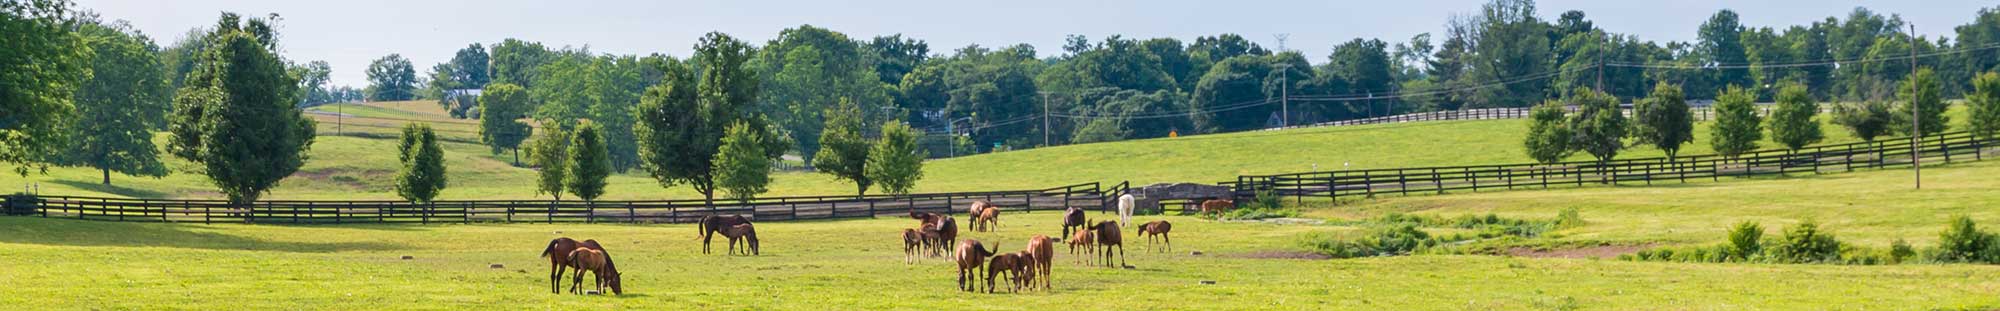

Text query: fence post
(868, 199), (876, 218)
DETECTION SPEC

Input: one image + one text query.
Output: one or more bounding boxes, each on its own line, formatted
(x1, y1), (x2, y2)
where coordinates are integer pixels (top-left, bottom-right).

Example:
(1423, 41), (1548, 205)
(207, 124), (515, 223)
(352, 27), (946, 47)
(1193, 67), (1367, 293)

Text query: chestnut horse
(1061, 207), (1088, 238)
(985, 252), (1027, 293)
(1199, 199), (1234, 218)
(901, 228), (924, 264)
(954, 239), (996, 292)
(933, 216), (959, 256)
(720, 223), (760, 256)
(1090, 221), (1126, 267)
(1067, 227), (1096, 265)
(540, 237), (607, 293)
(566, 248), (622, 295)
(1136, 220), (1173, 253)
(973, 206), (1000, 232)
(697, 215), (752, 254)
(1025, 235), (1054, 290)
(968, 201), (992, 219)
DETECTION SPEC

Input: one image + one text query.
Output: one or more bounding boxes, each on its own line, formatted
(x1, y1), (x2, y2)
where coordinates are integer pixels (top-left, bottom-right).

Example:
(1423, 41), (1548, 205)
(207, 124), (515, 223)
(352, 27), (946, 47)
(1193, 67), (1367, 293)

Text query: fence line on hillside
(1231, 132), (1999, 204)
(2, 183), (1109, 225)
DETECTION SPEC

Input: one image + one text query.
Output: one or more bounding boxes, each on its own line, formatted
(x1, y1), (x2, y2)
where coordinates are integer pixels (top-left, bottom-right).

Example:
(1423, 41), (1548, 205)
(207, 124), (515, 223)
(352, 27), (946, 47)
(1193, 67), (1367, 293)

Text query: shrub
(1932, 216), (1995, 263)
(1889, 238), (1915, 264)
(1727, 221), (1763, 260)
(1767, 220), (1842, 263)
(1306, 224), (1439, 258)
(1554, 208), (1585, 229)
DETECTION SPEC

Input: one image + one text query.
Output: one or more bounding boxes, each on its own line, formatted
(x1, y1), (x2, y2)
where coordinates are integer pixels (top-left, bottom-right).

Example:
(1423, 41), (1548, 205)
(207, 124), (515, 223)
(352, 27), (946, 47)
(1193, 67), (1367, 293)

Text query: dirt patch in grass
(292, 168), (394, 190)
(1505, 244), (1651, 259)
(1231, 250), (1332, 260)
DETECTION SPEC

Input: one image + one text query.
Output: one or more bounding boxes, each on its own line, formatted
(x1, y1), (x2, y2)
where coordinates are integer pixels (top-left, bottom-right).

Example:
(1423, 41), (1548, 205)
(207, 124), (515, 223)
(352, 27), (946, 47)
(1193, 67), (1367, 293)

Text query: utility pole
(1595, 49), (1605, 93)
(1909, 23), (1921, 190)
(1041, 91), (1052, 147)
(1280, 63), (1290, 127)
(337, 102), (344, 136)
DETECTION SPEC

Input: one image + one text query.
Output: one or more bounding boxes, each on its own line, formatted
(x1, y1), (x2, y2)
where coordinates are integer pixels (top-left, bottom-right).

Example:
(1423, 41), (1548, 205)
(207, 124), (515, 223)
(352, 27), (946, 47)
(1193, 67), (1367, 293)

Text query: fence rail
(6, 182), (1112, 224)
(1233, 132), (1998, 203)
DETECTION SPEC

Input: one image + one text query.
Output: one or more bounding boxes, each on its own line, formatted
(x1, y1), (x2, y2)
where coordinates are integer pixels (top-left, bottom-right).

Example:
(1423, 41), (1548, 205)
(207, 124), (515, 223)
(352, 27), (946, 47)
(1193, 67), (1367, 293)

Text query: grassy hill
(3, 100), (1973, 200)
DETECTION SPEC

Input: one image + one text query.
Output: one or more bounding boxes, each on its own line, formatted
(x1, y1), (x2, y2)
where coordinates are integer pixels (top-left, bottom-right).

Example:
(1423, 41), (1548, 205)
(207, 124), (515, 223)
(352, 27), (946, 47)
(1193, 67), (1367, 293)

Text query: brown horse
(973, 206), (1000, 232)
(720, 223), (760, 256)
(697, 215), (752, 254)
(901, 228), (924, 264)
(565, 248), (623, 295)
(1199, 199), (1233, 218)
(1137, 220), (1173, 253)
(934, 216), (960, 256)
(954, 239), (996, 292)
(1025, 235), (1054, 290)
(968, 200), (992, 218)
(1067, 228), (1096, 265)
(540, 237), (607, 293)
(1061, 207), (1088, 238)
(985, 252), (1026, 293)
(1091, 220), (1126, 267)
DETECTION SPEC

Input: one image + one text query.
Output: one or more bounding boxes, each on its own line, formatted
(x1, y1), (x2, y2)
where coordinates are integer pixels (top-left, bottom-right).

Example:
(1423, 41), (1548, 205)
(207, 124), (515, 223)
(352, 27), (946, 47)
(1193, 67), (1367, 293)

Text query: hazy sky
(72, 0), (1993, 87)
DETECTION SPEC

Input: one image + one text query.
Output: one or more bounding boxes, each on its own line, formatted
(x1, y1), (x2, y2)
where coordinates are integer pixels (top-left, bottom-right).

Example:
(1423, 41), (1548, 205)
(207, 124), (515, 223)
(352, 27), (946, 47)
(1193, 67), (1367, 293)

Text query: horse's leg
(1118, 244), (1127, 267)
(570, 269), (583, 294)
(548, 262), (559, 294)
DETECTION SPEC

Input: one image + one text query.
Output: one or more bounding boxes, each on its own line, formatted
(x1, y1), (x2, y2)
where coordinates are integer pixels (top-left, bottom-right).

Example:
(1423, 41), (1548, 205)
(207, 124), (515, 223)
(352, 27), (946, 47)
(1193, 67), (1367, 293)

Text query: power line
(1604, 42), (2000, 69)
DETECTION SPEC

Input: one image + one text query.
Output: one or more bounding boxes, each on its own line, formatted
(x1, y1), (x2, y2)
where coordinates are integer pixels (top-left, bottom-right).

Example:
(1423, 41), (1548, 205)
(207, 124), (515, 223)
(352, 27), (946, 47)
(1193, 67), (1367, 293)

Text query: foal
(1199, 199), (1234, 218)
(1136, 220), (1173, 253)
(901, 228), (924, 264)
(697, 215), (752, 254)
(720, 223), (760, 256)
(973, 207), (1000, 232)
(1067, 228), (1096, 265)
(565, 248), (623, 295)
(1091, 221), (1126, 267)
(953, 239), (996, 292)
(985, 252), (1027, 293)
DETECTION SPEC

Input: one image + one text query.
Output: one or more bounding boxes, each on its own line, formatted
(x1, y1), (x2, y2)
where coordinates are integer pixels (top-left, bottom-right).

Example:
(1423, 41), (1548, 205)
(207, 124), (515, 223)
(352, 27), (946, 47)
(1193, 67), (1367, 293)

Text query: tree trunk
(703, 189), (715, 209)
(512, 148), (521, 166)
(102, 168), (111, 185)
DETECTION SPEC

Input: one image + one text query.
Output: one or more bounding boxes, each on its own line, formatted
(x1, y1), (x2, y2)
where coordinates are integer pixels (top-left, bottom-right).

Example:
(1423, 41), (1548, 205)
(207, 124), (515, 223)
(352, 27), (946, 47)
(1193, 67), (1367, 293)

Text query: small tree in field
(1896, 68), (1947, 137)
(1767, 82), (1823, 151)
(478, 83), (531, 165)
(1566, 88), (1627, 163)
(566, 122), (611, 202)
(812, 99), (872, 197)
(1834, 101), (1894, 142)
(394, 123), (447, 203)
(866, 121), (926, 195)
(1523, 101), (1572, 164)
(528, 122), (570, 200)
(1967, 72), (2000, 139)
(1634, 83), (1693, 159)
(714, 120), (773, 202)
(1709, 86), (1762, 157)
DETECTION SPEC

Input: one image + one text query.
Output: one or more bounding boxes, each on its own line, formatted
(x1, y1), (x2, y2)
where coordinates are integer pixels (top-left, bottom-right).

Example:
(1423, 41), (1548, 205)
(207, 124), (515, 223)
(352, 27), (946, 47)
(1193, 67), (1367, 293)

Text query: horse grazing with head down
(953, 239), (996, 292)
(1091, 221), (1126, 267)
(968, 201), (992, 219)
(1067, 227), (1096, 265)
(1136, 220), (1173, 253)
(973, 206), (1000, 232)
(1024, 235), (1054, 290)
(697, 215), (753, 254)
(565, 247), (623, 295)
(1061, 207), (1088, 238)
(985, 252), (1027, 293)
(720, 223), (760, 256)
(541, 237), (608, 294)
(1199, 199), (1233, 218)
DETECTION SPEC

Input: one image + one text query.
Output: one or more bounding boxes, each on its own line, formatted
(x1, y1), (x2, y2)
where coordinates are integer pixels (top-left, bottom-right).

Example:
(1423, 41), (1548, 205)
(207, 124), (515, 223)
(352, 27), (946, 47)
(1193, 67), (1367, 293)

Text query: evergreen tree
(394, 123), (447, 203)
(528, 122), (569, 201)
(565, 122), (611, 202)
(165, 13), (317, 205)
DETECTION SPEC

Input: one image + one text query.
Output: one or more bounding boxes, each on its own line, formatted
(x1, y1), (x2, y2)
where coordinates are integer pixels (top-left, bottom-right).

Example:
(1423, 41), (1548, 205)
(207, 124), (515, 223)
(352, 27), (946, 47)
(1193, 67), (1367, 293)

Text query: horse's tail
(540, 239), (559, 258)
(694, 216), (708, 241)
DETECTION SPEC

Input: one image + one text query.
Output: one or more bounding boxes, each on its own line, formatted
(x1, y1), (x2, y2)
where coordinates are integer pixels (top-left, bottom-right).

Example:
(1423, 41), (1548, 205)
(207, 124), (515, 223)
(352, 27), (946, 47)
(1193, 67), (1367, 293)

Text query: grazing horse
(901, 228), (924, 264)
(1199, 199), (1234, 218)
(973, 206), (1000, 232)
(1091, 221), (1126, 267)
(565, 248), (623, 295)
(1067, 228), (1096, 265)
(968, 201), (992, 218)
(720, 223), (760, 256)
(1117, 193), (1135, 227)
(1025, 235), (1054, 290)
(909, 211), (945, 226)
(697, 215), (753, 254)
(540, 237), (607, 294)
(954, 239), (996, 292)
(986, 252), (1027, 293)
(1061, 207), (1088, 238)
(917, 223), (945, 257)
(1136, 220), (1173, 253)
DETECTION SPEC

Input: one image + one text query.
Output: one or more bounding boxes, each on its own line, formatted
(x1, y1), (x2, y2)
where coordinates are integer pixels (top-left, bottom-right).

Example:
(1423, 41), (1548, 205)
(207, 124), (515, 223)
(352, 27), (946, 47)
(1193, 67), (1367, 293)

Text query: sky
(72, 0), (1995, 87)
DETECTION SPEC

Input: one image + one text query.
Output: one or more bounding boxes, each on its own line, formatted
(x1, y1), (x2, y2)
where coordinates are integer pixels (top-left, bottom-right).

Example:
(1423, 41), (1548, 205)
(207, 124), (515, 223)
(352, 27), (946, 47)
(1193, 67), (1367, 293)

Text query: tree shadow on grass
(0, 217), (405, 253)
(46, 180), (169, 198)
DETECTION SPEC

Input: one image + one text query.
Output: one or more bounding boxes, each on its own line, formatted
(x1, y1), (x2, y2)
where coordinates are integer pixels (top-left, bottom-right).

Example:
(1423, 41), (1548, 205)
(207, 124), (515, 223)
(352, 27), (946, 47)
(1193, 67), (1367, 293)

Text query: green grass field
(4, 162), (2000, 309)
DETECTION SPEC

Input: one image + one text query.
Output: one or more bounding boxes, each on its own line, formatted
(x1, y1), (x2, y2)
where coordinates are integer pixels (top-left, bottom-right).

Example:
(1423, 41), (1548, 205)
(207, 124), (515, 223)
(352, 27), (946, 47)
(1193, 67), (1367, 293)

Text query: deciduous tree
(866, 121), (925, 195)
(166, 13), (317, 205)
(1768, 82), (1824, 150)
(565, 122), (610, 202)
(394, 123), (447, 203)
(1634, 83), (1693, 158)
(812, 99), (872, 196)
(714, 120), (772, 202)
(1709, 86), (1763, 157)
(64, 20), (171, 184)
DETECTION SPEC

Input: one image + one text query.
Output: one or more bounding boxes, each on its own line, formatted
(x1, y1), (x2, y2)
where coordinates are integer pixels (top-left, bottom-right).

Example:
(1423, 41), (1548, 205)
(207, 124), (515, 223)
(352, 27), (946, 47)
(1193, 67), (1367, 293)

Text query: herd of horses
(534, 195), (1233, 295)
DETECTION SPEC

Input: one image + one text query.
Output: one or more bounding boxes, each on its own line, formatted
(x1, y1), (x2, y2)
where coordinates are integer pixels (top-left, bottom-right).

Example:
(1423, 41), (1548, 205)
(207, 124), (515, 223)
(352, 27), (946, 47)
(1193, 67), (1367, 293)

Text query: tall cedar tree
(166, 13), (316, 205)
(394, 123), (447, 203)
(478, 83), (531, 164)
(1709, 86), (1763, 157)
(1523, 101), (1572, 164)
(1566, 88), (1626, 163)
(1768, 82), (1824, 150)
(865, 121), (926, 195)
(1967, 72), (2000, 138)
(1634, 83), (1693, 159)
(3, 0), (90, 175)
(1897, 68), (1947, 137)
(528, 122), (569, 200)
(714, 120), (772, 202)
(565, 122), (611, 202)
(812, 99), (872, 196)
(633, 33), (785, 207)
(66, 21), (171, 184)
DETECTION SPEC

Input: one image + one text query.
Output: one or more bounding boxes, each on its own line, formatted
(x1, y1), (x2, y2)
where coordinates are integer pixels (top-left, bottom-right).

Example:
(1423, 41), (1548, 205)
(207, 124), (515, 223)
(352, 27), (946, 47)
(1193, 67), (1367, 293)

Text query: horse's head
(606, 271), (624, 295)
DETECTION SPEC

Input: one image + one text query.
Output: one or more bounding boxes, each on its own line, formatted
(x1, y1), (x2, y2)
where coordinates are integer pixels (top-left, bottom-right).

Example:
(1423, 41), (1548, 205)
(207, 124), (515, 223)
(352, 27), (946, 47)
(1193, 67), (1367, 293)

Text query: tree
(394, 123), (446, 203)
(63, 20), (171, 184)
(1, 0), (90, 175)
(757, 25), (892, 165)
(1566, 88), (1626, 163)
(528, 122), (569, 201)
(296, 60), (334, 106)
(1523, 101), (1571, 164)
(1696, 9), (1753, 99)
(1969, 72), (2000, 138)
(714, 121), (772, 202)
(1634, 83), (1693, 159)
(1897, 68), (1948, 137)
(1709, 86), (1763, 157)
(1460, 0), (1552, 108)
(634, 32), (786, 207)
(1768, 82), (1824, 150)
(449, 43), (491, 88)
(478, 83), (531, 164)
(365, 53), (417, 101)
(165, 13), (317, 205)
(489, 38), (551, 88)
(812, 99), (872, 196)
(866, 121), (925, 195)
(1834, 101), (1895, 142)
(565, 122), (611, 202)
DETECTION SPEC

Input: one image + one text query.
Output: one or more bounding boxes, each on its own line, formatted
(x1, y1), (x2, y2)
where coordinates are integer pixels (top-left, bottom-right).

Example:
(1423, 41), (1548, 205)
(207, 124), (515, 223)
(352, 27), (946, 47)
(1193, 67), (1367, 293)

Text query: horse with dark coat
(697, 215), (752, 254)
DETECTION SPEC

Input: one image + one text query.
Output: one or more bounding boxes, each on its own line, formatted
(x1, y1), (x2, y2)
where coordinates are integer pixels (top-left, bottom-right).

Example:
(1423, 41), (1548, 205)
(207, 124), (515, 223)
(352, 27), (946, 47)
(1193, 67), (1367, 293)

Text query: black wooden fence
(7, 183), (1110, 224)
(1233, 132), (1999, 203)
(1293, 108), (1531, 129)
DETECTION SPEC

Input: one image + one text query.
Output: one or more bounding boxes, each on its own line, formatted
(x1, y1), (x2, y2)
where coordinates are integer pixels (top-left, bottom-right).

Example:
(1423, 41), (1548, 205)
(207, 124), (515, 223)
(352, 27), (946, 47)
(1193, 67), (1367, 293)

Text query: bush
(1307, 224), (1439, 258)
(1554, 208), (1585, 229)
(1767, 220), (1842, 264)
(1889, 239), (1915, 264)
(1727, 221), (1762, 260)
(1932, 216), (1996, 263)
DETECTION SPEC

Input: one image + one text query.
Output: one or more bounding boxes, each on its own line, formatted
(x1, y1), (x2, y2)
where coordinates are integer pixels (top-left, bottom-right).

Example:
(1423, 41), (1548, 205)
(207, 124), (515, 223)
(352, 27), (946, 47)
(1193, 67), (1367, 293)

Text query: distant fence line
(2, 183), (1114, 224)
(1231, 132), (1999, 203)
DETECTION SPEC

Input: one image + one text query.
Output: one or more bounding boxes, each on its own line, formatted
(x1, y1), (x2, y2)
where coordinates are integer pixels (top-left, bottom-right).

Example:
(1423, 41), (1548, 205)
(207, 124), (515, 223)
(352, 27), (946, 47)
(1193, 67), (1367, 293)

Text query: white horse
(1116, 193), (1135, 227)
